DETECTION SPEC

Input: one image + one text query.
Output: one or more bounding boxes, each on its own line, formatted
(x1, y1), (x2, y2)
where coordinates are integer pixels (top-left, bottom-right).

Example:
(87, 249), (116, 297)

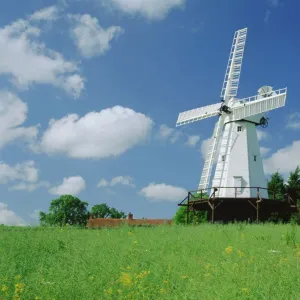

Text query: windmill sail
(231, 88), (287, 121)
(198, 116), (224, 191)
(176, 103), (221, 126)
(221, 28), (247, 102)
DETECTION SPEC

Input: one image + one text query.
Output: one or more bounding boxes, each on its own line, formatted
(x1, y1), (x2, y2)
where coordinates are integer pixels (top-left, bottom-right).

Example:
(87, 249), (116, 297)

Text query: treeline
(267, 166), (300, 202)
(40, 195), (127, 227)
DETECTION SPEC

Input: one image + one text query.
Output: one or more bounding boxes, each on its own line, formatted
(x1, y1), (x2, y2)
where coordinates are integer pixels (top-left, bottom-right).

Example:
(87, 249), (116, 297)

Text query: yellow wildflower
(15, 283), (25, 294)
(104, 287), (113, 295)
(119, 272), (133, 287)
(35, 297), (41, 300)
(128, 231), (134, 236)
(133, 240), (138, 245)
(242, 288), (249, 294)
(181, 275), (188, 280)
(225, 246), (233, 254)
(1, 285), (8, 292)
(279, 257), (288, 264)
(163, 280), (168, 284)
(237, 250), (245, 257)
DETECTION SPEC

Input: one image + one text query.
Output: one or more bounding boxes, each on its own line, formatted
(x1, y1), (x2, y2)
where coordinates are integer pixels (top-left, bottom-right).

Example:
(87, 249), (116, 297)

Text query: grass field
(1, 224), (300, 300)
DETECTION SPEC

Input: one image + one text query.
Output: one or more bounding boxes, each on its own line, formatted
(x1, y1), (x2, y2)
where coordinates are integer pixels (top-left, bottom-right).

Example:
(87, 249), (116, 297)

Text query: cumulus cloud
(49, 176), (86, 195)
(140, 183), (187, 202)
(158, 124), (182, 144)
(286, 112), (300, 130)
(257, 129), (270, 141)
(0, 11), (85, 98)
(263, 140), (300, 175)
(260, 147), (271, 156)
(185, 135), (200, 148)
(0, 91), (38, 149)
(29, 6), (60, 21)
(0, 160), (48, 192)
(0, 202), (25, 226)
(69, 14), (124, 58)
(200, 138), (211, 159)
(37, 106), (153, 159)
(9, 181), (50, 192)
(97, 176), (135, 188)
(103, 0), (185, 20)
(0, 161), (39, 184)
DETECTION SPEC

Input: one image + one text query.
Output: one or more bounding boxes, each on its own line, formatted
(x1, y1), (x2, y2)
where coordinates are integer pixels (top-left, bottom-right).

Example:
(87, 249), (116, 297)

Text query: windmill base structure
(176, 28), (298, 223)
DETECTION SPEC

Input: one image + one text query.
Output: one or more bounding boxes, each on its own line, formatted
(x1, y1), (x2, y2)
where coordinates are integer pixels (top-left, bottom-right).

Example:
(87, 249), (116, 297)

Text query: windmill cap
(258, 86), (273, 95)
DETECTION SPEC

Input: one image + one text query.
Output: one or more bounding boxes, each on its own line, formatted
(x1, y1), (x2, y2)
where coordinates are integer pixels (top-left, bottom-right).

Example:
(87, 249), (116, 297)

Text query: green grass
(0, 224), (300, 300)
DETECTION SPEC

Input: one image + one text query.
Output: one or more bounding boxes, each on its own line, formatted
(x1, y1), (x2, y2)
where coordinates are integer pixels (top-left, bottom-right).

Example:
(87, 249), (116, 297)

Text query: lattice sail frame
(221, 28), (247, 103)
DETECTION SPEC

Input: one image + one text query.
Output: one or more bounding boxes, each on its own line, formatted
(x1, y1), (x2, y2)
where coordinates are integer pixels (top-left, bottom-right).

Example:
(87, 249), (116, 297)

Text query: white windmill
(176, 28), (287, 199)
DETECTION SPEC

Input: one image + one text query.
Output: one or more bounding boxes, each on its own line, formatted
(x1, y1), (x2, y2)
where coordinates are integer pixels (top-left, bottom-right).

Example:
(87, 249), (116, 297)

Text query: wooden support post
(187, 192), (190, 225)
(256, 188), (260, 223)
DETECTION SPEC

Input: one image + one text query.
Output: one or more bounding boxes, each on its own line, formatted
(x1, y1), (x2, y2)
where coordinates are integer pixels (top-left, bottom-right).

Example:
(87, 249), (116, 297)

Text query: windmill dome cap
(258, 86), (273, 95)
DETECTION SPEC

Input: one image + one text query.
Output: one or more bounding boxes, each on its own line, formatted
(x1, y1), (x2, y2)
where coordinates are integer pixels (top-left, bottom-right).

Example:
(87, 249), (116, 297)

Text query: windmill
(176, 28), (287, 199)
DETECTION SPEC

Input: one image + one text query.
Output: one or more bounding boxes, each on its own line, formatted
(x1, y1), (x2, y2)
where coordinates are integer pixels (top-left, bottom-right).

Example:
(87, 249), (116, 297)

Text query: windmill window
(222, 155), (225, 162)
(254, 155), (257, 161)
(237, 126), (242, 132)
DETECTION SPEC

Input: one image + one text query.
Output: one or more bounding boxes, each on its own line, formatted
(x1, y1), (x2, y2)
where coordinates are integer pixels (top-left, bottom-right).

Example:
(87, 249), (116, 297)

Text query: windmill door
(233, 176), (242, 195)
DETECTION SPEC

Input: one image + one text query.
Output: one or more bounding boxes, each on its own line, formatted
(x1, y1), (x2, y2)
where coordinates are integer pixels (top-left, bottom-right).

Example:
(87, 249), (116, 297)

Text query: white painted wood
(212, 116), (268, 198)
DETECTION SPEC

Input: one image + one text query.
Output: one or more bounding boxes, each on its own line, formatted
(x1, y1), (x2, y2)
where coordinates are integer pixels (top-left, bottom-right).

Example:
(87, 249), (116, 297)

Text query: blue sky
(0, 0), (299, 225)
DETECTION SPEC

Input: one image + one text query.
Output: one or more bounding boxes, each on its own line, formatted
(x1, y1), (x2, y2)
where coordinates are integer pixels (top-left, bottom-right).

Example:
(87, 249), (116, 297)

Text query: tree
(286, 166), (300, 205)
(39, 195), (89, 226)
(90, 204), (127, 219)
(173, 192), (209, 224)
(268, 171), (285, 200)
(109, 208), (127, 219)
(91, 203), (110, 218)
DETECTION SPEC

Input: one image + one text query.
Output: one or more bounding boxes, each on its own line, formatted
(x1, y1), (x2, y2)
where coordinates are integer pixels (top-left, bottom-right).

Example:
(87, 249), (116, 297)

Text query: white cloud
(286, 112), (300, 130)
(0, 91), (38, 149)
(29, 6), (60, 21)
(264, 0), (282, 23)
(69, 14), (124, 58)
(158, 124), (181, 144)
(104, 0), (185, 20)
(37, 106), (153, 159)
(0, 161), (39, 184)
(257, 129), (270, 141)
(97, 178), (109, 187)
(10, 181), (50, 192)
(140, 183), (187, 202)
(0, 12), (85, 98)
(263, 140), (300, 175)
(185, 135), (200, 148)
(200, 138), (210, 159)
(49, 176), (86, 195)
(260, 147), (271, 156)
(97, 176), (135, 188)
(28, 209), (42, 224)
(0, 202), (25, 226)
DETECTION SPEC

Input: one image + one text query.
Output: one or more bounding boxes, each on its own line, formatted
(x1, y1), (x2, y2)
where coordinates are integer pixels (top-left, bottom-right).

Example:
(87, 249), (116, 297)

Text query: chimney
(128, 213), (133, 220)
